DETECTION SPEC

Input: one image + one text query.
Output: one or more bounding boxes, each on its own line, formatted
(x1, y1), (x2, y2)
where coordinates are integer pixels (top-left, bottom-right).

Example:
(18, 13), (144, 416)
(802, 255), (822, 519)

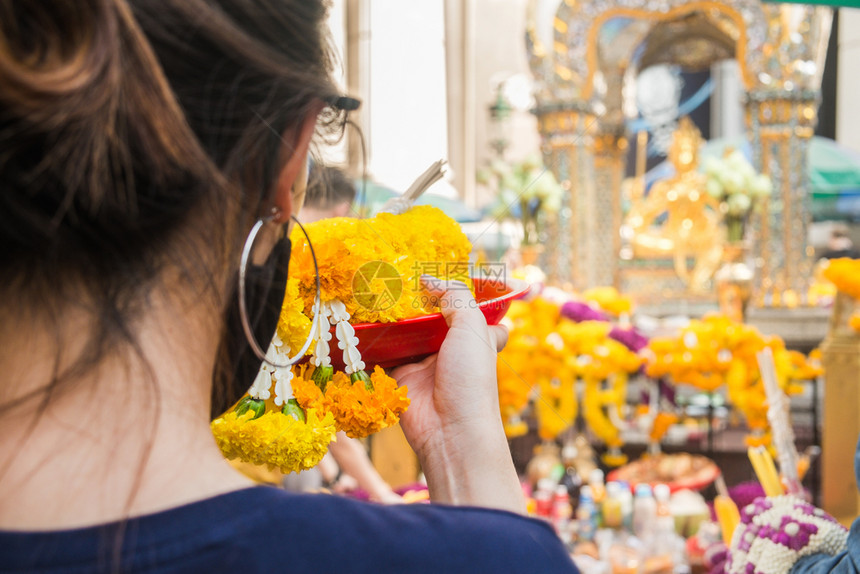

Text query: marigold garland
(292, 365), (410, 439)
(646, 314), (819, 445)
(496, 298), (642, 450)
(649, 411), (679, 443)
(535, 376), (577, 441)
(851, 314), (860, 333)
(497, 300), (575, 439)
(284, 206), (468, 438)
(211, 206), (477, 471)
(581, 286), (633, 317)
(496, 335), (538, 439)
(211, 405), (336, 473)
(822, 258), (860, 300)
(289, 206), (474, 324)
(276, 278), (312, 354)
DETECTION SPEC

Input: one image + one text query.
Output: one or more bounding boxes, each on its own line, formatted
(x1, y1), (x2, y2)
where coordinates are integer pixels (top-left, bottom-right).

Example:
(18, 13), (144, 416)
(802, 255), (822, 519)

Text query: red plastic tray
(326, 277), (529, 371)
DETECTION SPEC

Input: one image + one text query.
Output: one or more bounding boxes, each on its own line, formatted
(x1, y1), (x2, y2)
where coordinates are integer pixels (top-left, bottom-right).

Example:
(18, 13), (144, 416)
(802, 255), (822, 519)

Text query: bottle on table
(575, 485), (598, 542)
(588, 468), (606, 528)
(649, 483), (688, 574)
(632, 483), (657, 541)
(653, 483), (674, 535)
(589, 469), (607, 505)
(617, 480), (634, 532)
(534, 478), (556, 520)
(602, 481), (624, 530)
(559, 442), (582, 499)
(552, 485), (574, 544)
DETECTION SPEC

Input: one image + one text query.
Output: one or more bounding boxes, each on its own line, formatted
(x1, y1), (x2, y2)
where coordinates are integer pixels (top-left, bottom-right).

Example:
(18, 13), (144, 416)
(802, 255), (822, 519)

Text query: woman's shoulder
(253, 486), (577, 573)
(0, 486), (578, 573)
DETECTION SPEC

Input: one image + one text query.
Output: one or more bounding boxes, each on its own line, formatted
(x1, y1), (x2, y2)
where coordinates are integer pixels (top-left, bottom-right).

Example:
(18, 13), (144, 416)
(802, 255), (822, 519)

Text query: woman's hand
(391, 277), (524, 514)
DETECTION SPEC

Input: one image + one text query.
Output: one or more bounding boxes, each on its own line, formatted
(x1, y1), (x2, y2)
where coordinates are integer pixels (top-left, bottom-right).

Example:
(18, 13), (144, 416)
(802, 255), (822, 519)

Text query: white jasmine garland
(270, 334), (294, 406)
(329, 299), (366, 375)
(309, 303), (333, 368)
(248, 365), (272, 401)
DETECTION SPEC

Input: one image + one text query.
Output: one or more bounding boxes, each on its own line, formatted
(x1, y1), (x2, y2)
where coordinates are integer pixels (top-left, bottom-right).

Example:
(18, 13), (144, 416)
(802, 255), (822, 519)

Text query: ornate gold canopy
(526, 0), (832, 302)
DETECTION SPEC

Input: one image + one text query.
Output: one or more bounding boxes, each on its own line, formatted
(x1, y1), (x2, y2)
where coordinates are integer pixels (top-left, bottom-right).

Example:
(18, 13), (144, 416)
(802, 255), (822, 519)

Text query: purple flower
(559, 301), (649, 354)
(705, 543), (728, 570)
(729, 482), (767, 515)
(776, 515), (818, 551)
(609, 326), (649, 352)
(657, 378), (677, 406)
(560, 301), (608, 322)
(735, 530), (753, 553)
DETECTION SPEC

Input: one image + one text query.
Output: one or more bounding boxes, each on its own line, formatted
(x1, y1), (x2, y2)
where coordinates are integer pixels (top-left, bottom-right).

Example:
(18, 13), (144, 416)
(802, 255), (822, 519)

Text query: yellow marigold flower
(851, 313), (860, 333)
(648, 313), (813, 448)
(823, 258), (860, 299)
(289, 206), (473, 324)
(786, 349), (824, 379)
(506, 298), (561, 338)
(504, 419), (529, 439)
(601, 450), (628, 468)
(293, 366), (410, 439)
(582, 377), (622, 447)
(211, 408), (336, 474)
(649, 412), (679, 442)
(534, 376), (577, 441)
(582, 286), (633, 316)
(497, 353), (533, 424)
(744, 430), (771, 448)
(276, 278), (312, 353)
(499, 309), (639, 444)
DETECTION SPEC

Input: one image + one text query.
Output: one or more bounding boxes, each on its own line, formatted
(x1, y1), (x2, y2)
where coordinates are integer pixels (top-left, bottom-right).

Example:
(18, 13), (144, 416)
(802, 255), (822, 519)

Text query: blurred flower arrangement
(645, 314), (820, 447)
(557, 320), (643, 467)
(497, 294), (643, 467)
(580, 286), (634, 318)
(498, 290), (825, 467)
(703, 149), (773, 243)
(822, 257), (860, 334)
(497, 298), (566, 438)
(823, 258), (860, 300)
(480, 154), (563, 245)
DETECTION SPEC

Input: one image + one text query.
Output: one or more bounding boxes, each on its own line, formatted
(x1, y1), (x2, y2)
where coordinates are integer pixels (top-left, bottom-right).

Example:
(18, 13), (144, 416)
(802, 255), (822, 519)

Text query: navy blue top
(0, 486), (578, 573)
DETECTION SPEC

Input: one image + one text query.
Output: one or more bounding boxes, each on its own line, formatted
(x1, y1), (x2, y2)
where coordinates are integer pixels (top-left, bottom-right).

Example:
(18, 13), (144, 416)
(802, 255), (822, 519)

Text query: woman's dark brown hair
(0, 0), (343, 414)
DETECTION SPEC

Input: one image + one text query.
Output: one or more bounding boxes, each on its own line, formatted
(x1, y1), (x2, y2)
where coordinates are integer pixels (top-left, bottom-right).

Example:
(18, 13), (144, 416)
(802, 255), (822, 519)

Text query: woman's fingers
(415, 275), (507, 360)
(419, 276), (484, 329)
(489, 324), (509, 353)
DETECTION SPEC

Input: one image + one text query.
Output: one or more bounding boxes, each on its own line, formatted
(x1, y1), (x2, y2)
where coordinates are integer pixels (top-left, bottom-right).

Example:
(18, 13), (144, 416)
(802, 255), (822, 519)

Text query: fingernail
(419, 274), (442, 286)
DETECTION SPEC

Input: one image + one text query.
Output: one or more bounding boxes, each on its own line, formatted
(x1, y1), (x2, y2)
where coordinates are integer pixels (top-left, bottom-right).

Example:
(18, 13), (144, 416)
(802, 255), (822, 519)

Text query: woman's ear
(272, 109), (321, 225)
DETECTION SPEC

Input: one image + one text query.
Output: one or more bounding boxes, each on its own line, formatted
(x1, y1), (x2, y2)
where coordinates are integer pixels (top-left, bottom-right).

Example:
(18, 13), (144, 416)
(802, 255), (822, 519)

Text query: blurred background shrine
(320, 0), (860, 532)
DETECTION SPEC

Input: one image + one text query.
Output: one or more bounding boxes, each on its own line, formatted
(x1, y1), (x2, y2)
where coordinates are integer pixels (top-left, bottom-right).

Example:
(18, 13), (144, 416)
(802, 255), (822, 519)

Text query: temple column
(590, 127), (628, 289)
(746, 91), (819, 306)
(534, 104), (604, 289)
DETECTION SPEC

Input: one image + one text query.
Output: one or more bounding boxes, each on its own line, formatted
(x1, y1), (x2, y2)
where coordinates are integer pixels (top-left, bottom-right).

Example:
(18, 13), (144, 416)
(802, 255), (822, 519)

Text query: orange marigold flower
(851, 313), (860, 333)
(291, 366), (327, 411)
(823, 258), (860, 299)
(293, 365), (410, 438)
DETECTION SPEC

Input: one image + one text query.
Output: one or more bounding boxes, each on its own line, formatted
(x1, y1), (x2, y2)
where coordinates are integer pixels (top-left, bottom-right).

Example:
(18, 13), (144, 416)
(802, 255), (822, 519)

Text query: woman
(0, 1), (576, 572)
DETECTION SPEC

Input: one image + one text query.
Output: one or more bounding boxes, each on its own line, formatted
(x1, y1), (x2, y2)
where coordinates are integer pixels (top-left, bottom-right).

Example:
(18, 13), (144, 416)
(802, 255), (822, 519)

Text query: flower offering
(213, 206), (475, 471)
(645, 314), (820, 446)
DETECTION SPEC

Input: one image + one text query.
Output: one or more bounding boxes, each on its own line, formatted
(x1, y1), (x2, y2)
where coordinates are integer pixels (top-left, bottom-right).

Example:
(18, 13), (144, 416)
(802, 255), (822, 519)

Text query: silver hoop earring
(238, 214), (321, 368)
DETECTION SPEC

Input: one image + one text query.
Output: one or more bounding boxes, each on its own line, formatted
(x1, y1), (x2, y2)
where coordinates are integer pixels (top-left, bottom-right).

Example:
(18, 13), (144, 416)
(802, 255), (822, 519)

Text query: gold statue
(624, 117), (724, 293)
